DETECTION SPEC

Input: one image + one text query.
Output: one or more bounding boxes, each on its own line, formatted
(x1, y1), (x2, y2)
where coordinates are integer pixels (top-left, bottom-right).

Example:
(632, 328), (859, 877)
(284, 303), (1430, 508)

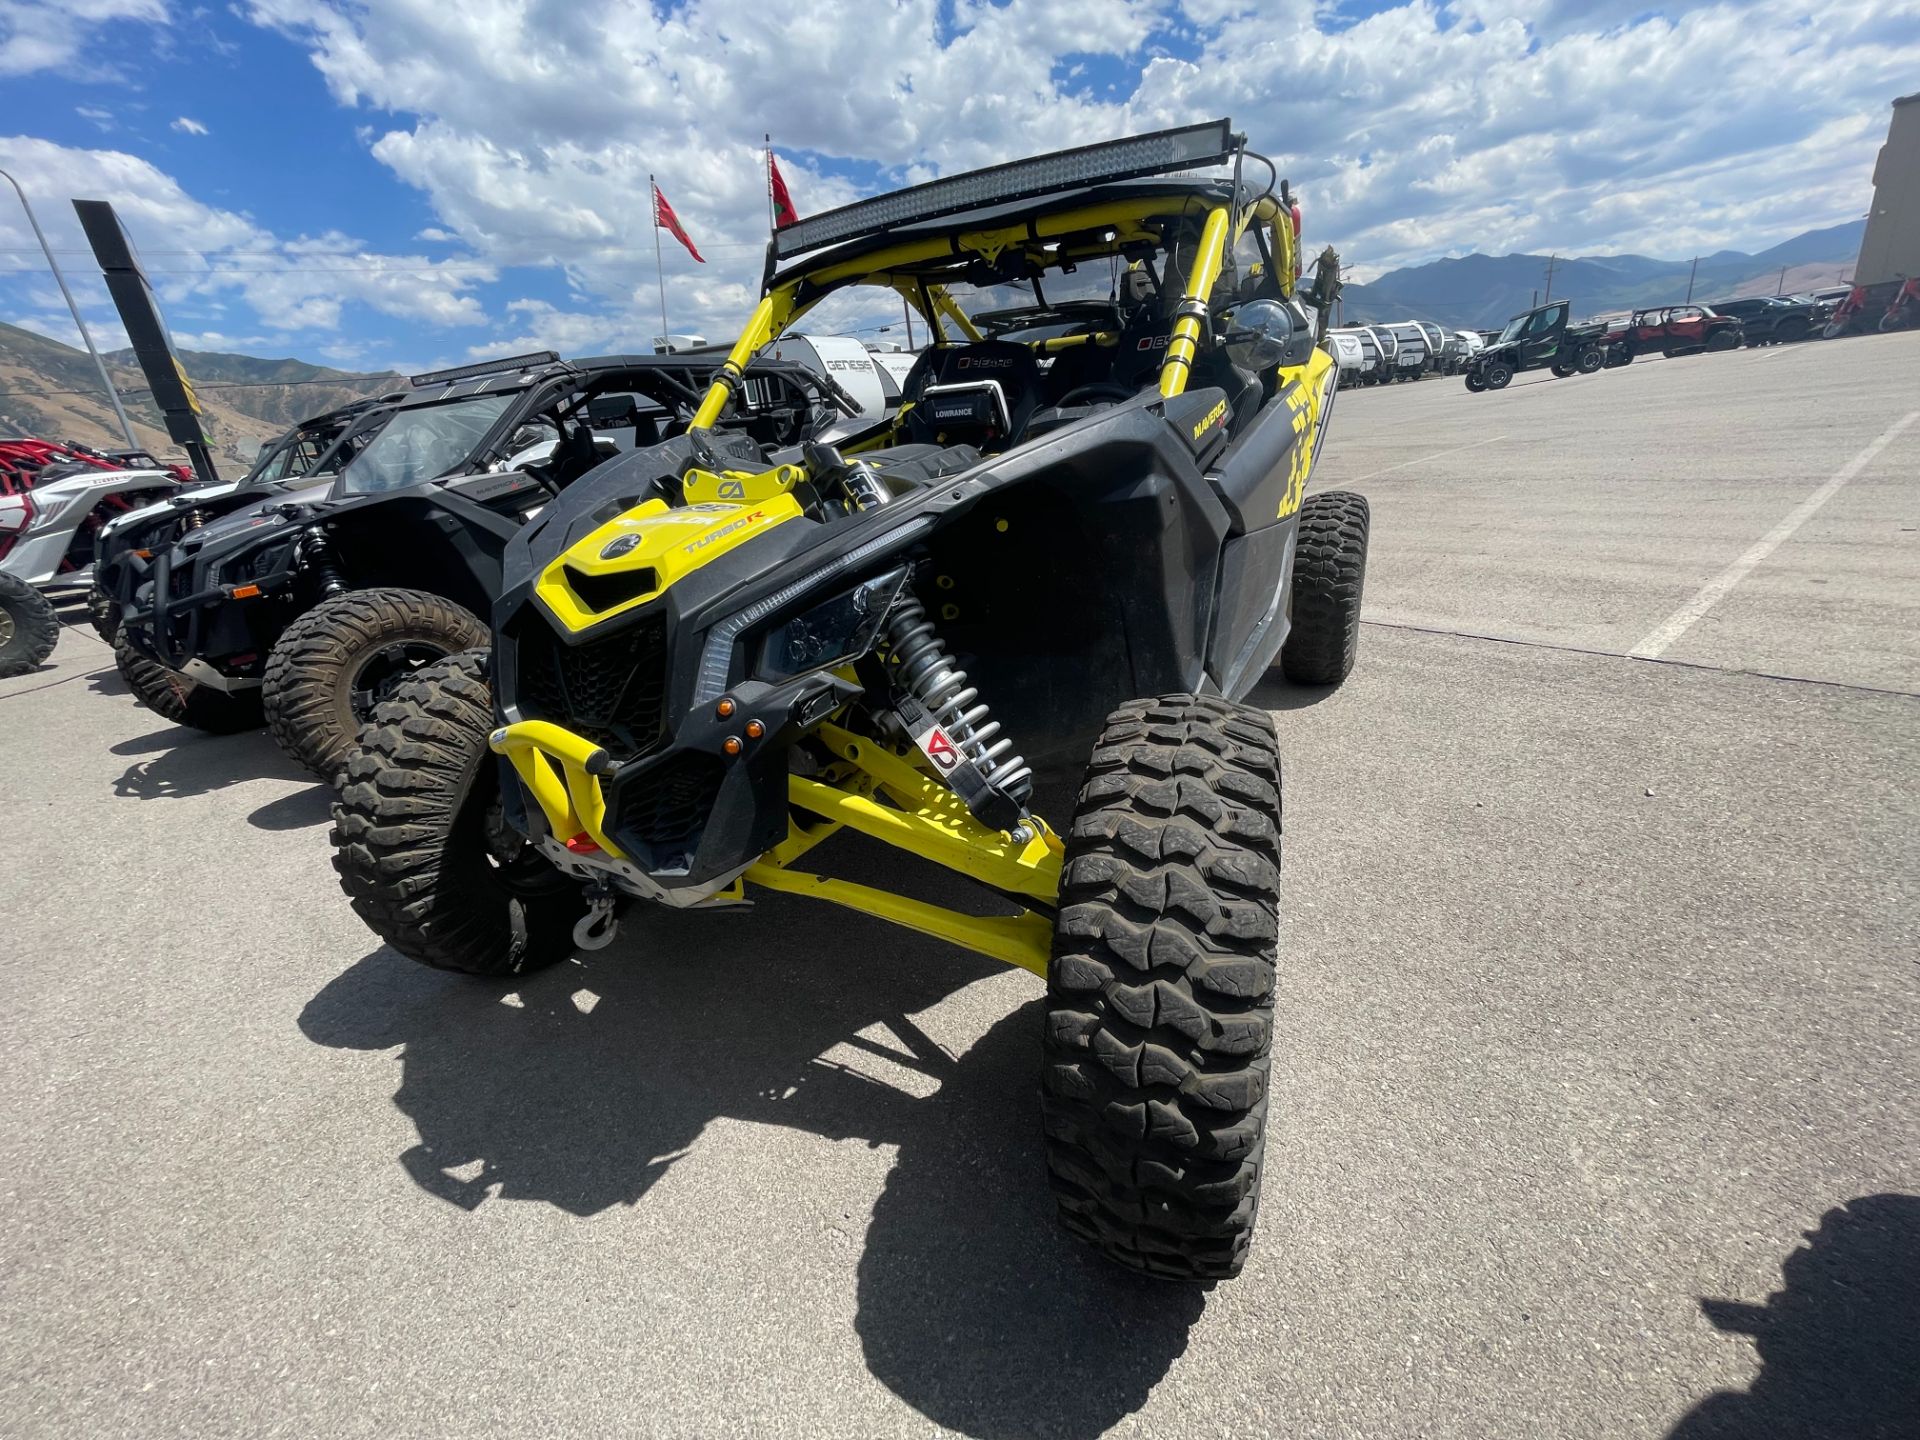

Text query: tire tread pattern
(0, 571), (60, 678)
(1280, 489), (1370, 686)
(1042, 693), (1283, 1282)
(330, 649), (580, 976)
(264, 586), (487, 782)
(111, 625), (264, 732)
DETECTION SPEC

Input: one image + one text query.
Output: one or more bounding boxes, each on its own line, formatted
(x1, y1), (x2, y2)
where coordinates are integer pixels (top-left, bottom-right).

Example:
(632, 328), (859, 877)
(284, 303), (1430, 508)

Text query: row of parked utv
(1455, 281), (1912, 393)
(4, 121), (1374, 1286)
(1323, 320), (1482, 385)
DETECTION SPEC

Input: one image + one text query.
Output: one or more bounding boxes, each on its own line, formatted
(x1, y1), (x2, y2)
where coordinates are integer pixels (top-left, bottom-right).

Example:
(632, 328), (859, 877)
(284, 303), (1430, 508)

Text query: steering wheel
(1055, 383), (1138, 409)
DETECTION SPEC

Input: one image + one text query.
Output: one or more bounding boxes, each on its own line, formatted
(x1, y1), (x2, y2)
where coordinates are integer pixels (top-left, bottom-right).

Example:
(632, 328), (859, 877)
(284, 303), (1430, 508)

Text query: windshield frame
(332, 391), (518, 498)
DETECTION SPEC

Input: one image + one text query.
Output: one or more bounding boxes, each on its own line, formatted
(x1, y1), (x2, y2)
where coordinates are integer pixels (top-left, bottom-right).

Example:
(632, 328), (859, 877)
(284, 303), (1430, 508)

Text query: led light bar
(409, 350), (562, 388)
(773, 119), (1237, 263)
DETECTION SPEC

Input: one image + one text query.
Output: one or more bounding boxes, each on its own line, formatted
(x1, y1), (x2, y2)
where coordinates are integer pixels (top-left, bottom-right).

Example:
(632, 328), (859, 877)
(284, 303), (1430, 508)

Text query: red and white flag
(652, 182), (705, 263)
(768, 151), (799, 229)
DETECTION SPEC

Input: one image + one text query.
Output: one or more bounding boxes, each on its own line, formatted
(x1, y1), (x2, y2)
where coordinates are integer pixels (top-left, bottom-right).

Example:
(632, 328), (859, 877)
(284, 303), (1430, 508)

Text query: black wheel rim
(348, 640), (456, 722)
(0, 606), (15, 649)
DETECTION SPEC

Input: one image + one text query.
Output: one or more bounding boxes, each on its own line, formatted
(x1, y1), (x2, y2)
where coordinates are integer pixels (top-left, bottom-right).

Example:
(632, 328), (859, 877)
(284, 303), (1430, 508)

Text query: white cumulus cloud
(170, 116), (208, 135)
(0, 135), (498, 340)
(235, 0), (1920, 347)
(0, 0), (168, 76)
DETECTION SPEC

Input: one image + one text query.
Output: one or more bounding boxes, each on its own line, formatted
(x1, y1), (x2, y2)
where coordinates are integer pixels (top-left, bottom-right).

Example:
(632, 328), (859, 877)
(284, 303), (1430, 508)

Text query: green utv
(332, 121), (1370, 1281)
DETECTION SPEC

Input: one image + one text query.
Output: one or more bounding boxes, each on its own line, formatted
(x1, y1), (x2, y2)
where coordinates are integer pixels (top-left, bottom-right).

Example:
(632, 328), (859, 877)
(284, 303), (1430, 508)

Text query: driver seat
(901, 341), (1043, 449)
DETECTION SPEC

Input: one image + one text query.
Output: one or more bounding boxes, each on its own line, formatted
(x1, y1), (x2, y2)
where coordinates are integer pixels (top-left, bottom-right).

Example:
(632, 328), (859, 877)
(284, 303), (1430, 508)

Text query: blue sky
(2, 0), (1915, 373)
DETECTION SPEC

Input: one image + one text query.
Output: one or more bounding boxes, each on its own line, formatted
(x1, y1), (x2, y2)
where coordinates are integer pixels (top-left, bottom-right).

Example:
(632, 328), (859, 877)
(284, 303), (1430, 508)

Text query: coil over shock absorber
(298, 525), (347, 598)
(882, 592), (1034, 834)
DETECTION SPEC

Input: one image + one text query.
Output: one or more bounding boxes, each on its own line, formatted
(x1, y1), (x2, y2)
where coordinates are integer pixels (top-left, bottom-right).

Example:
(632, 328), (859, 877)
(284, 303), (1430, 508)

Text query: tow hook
(573, 888), (619, 952)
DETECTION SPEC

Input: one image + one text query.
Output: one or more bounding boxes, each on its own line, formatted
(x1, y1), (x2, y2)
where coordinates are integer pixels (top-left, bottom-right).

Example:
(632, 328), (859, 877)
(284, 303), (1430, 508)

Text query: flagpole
(651, 174), (669, 350)
(765, 134), (776, 238)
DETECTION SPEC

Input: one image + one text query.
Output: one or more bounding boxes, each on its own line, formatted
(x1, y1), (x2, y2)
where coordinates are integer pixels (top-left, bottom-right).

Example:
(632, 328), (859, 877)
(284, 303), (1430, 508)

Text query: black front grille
(610, 753), (723, 873)
(515, 612), (669, 760)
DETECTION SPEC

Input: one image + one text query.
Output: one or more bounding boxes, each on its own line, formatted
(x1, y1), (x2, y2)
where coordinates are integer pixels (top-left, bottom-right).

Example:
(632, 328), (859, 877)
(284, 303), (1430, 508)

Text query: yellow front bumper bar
(490, 715), (1062, 974)
(489, 719), (625, 858)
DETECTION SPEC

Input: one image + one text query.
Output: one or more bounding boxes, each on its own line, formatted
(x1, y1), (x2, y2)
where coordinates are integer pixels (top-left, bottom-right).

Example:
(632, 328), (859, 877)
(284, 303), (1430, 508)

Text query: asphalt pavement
(2, 332), (1916, 1438)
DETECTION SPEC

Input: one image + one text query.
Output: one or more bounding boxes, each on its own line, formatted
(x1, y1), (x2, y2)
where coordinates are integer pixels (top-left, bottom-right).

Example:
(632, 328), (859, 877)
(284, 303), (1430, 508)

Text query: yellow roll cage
(690, 190), (1292, 430)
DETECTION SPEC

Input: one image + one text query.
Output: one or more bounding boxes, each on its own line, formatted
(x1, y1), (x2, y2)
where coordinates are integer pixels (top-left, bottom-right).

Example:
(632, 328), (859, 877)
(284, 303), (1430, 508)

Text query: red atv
(1605, 305), (1742, 365)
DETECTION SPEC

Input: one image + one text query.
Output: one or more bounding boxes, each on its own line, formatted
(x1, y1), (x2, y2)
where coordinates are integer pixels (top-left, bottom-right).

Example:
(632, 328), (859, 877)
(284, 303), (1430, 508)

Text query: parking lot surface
(3, 333), (1916, 1438)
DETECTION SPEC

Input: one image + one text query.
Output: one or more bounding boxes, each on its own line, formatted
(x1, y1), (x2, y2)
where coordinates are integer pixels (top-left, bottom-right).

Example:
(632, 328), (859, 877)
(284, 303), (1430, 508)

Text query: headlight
(752, 567), (909, 682)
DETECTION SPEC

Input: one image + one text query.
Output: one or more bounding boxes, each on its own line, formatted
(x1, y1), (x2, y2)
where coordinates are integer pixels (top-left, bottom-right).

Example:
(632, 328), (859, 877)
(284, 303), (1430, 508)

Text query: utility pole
(1684, 256), (1698, 303)
(1, 165), (139, 448)
(1776, 265), (1787, 295)
(1543, 253), (1558, 303)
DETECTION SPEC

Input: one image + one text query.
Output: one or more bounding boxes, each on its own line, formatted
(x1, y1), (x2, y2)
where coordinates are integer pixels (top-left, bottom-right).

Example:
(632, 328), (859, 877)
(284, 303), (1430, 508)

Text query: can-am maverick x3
(332, 120), (1371, 1281)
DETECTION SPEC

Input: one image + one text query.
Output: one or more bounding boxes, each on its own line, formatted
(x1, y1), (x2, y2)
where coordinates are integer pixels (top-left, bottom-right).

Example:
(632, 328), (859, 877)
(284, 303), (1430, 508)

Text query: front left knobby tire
(87, 581), (120, 643)
(0, 571), (59, 678)
(1280, 490), (1370, 686)
(264, 586), (489, 781)
(1043, 693), (1283, 1282)
(331, 649), (585, 976)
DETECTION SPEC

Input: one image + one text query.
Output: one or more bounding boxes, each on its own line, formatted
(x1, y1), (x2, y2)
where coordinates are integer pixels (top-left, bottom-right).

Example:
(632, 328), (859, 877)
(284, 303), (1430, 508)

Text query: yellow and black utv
(331, 120), (1370, 1281)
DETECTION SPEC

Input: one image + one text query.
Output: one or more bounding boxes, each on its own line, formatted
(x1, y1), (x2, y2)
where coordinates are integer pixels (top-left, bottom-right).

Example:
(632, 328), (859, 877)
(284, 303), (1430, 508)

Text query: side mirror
(1222, 299), (1295, 371)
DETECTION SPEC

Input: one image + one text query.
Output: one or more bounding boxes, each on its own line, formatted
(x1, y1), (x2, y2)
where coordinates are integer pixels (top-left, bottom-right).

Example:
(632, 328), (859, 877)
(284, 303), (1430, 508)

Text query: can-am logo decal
(717, 478), (746, 499)
(600, 533), (642, 559)
(956, 356), (1014, 369)
(1136, 334), (1172, 351)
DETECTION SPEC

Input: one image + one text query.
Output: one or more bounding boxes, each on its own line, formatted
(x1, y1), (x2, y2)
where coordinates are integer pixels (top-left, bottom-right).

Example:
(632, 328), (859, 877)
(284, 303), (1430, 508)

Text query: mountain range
(1338, 219), (1865, 330)
(0, 217), (1870, 459)
(0, 319), (397, 467)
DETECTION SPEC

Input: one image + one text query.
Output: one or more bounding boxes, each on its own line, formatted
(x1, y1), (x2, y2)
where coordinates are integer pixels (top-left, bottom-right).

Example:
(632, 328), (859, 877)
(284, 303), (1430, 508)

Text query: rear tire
(0, 571), (59, 678)
(332, 650), (585, 976)
(1280, 490), (1370, 686)
(264, 586), (488, 781)
(113, 626), (264, 732)
(1043, 693), (1282, 1282)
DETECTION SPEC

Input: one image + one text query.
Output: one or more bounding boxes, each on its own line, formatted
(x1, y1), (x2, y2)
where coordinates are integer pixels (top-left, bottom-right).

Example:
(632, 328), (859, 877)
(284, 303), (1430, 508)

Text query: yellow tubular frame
(1160, 204), (1232, 399)
(743, 721), (1062, 975)
(488, 716), (1063, 973)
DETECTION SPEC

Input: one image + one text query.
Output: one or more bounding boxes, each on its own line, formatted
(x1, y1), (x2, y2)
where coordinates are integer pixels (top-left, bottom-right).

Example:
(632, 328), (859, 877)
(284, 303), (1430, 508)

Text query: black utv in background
(1463, 299), (1609, 390)
(116, 351), (855, 779)
(90, 395), (398, 643)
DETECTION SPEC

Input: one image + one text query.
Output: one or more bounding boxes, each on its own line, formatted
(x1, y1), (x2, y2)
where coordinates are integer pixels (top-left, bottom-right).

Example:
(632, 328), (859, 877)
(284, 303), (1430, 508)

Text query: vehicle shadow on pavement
(1246, 673), (1343, 712)
(301, 846), (1202, 1439)
(1666, 1193), (1920, 1438)
(110, 726), (307, 800)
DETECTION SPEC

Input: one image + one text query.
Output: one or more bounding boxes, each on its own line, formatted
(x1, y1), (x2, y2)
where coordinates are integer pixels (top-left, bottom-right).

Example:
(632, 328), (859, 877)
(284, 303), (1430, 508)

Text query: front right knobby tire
(1043, 694), (1283, 1282)
(331, 649), (585, 976)
(1280, 490), (1370, 685)
(113, 626), (264, 732)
